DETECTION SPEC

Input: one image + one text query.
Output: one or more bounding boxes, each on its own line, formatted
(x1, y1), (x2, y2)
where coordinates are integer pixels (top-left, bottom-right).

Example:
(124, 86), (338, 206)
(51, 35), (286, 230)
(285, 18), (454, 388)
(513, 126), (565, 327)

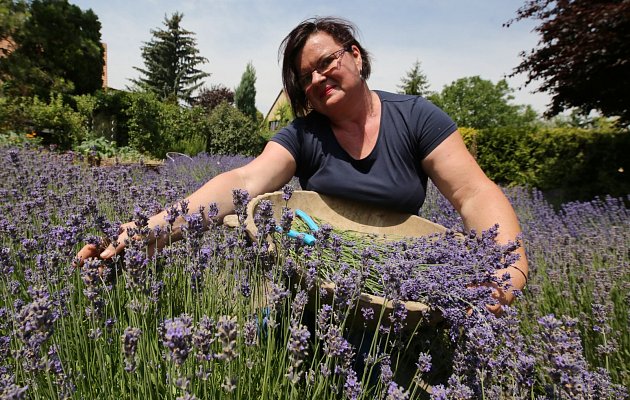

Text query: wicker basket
(223, 190), (447, 330)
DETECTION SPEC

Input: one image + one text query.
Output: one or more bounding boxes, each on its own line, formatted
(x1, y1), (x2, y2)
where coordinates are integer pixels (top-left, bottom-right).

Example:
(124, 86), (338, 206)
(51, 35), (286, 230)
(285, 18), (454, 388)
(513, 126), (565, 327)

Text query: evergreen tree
(0, 0), (104, 98)
(234, 61), (257, 121)
(397, 60), (431, 97)
(131, 12), (209, 104)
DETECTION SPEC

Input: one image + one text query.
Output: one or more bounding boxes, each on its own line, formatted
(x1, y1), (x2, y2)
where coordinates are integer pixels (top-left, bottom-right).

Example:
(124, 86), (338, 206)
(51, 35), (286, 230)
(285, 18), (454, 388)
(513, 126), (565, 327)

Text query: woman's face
(296, 32), (363, 114)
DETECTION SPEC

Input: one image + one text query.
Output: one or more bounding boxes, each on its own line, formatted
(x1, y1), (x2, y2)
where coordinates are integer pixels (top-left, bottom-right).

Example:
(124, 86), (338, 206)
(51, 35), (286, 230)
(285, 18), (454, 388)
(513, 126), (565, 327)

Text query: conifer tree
(234, 61), (257, 121)
(132, 12), (209, 104)
(397, 60), (431, 97)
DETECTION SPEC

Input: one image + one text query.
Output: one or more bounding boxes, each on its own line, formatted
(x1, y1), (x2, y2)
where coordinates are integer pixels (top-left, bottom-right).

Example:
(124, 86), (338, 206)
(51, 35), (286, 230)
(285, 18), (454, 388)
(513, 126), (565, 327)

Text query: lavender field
(0, 145), (628, 399)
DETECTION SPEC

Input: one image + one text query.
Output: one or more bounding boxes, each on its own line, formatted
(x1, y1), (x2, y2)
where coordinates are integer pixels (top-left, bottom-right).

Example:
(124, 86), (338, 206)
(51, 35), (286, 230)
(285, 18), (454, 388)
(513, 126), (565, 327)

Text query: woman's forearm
(458, 181), (528, 291)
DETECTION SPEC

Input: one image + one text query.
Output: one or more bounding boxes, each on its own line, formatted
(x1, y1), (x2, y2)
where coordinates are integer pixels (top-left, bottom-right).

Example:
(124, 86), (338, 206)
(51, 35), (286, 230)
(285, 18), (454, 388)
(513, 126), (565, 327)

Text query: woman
(77, 17), (528, 309)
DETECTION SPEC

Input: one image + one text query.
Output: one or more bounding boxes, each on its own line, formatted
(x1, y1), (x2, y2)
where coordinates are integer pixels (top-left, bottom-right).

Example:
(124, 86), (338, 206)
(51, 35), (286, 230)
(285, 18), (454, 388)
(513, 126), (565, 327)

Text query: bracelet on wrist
(510, 265), (528, 285)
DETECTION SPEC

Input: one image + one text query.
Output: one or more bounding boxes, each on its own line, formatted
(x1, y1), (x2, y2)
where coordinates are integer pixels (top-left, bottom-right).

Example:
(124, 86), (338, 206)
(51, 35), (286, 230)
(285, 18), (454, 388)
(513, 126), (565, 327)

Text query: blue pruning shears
(275, 209), (319, 246)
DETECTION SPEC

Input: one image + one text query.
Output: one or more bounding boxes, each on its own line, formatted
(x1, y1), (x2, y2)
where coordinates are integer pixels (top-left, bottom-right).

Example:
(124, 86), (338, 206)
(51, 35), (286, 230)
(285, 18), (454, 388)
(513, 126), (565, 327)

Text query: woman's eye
(320, 57), (334, 70)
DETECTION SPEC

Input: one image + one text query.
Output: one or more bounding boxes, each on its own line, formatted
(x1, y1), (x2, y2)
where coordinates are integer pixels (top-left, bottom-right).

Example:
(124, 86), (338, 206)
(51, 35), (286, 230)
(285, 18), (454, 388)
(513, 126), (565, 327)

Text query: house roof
(265, 89), (289, 121)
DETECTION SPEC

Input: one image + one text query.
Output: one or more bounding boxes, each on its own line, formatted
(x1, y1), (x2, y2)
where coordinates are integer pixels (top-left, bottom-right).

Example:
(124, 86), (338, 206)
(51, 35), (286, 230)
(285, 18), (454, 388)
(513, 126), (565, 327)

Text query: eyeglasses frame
(299, 45), (352, 90)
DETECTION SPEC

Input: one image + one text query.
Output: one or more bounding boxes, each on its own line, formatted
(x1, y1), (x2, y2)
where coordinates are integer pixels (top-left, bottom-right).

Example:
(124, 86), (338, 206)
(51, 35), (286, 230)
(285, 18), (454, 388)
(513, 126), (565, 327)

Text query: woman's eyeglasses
(299, 47), (350, 89)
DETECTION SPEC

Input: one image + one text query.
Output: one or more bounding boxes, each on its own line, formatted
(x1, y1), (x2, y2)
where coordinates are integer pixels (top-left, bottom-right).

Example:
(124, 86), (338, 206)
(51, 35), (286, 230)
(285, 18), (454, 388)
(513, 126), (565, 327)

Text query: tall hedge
(206, 102), (266, 157)
(466, 126), (630, 202)
(125, 91), (209, 158)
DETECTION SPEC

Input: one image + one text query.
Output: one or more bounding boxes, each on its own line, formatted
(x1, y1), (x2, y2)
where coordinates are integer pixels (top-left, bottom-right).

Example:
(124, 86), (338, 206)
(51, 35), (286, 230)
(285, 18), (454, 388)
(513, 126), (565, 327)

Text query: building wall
(102, 42), (108, 88)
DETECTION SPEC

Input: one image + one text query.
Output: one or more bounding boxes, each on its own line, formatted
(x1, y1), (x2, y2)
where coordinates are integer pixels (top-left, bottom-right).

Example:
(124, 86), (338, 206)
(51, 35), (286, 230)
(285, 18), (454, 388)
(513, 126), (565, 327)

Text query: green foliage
(397, 60), (432, 96)
(429, 76), (536, 130)
(458, 126), (480, 159)
(125, 92), (171, 157)
(234, 61), (258, 121)
(125, 91), (209, 158)
(73, 136), (117, 158)
(72, 136), (147, 164)
(0, 130), (42, 147)
(474, 125), (630, 202)
(131, 12), (209, 105)
(206, 101), (266, 156)
(0, 0), (28, 48)
(0, 95), (26, 132)
(508, 0), (630, 125)
(169, 106), (210, 156)
(191, 84), (234, 113)
(0, 0), (104, 98)
(260, 101), (294, 140)
(15, 94), (88, 149)
(87, 89), (134, 146)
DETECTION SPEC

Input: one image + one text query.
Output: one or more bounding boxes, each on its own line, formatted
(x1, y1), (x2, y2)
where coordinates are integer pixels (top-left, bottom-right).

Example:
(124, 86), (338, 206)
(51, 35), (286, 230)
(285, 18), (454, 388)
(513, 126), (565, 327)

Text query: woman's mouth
(320, 85), (335, 98)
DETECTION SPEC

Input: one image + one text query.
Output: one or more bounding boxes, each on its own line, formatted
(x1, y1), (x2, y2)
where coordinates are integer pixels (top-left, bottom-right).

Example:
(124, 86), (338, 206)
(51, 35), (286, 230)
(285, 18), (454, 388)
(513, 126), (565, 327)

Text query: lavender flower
(121, 326), (142, 372)
(232, 188), (250, 225)
(192, 316), (215, 361)
(242, 319), (258, 346)
(216, 315), (238, 362)
(221, 376), (237, 393)
(343, 368), (362, 399)
(0, 377), (28, 400)
(416, 352), (432, 374)
(282, 184), (294, 202)
(361, 307), (375, 321)
(316, 304), (333, 339)
(123, 248), (149, 289)
(290, 290), (309, 324)
(380, 356), (393, 387)
(386, 382), (409, 400)
(286, 323), (311, 384)
(15, 286), (58, 371)
(161, 314), (193, 366)
(535, 314), (626, 399)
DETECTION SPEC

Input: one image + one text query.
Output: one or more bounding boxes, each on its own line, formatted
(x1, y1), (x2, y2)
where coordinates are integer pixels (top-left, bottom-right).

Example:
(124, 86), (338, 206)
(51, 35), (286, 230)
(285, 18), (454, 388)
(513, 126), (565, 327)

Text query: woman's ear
(350, 45), (363, 74)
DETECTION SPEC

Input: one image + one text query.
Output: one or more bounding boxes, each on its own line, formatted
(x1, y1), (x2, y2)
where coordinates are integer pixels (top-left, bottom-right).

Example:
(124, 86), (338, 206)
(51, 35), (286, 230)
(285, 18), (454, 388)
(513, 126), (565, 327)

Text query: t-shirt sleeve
(270, 120), (301, 162)
(412, 98), (458, 159)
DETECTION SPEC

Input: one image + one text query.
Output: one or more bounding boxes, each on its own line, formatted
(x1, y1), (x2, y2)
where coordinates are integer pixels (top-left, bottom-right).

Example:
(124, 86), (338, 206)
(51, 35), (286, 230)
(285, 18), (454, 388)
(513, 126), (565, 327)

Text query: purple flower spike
(160, 314), (193, 366)
(286, 323), (311, 384)
(216, 315), (238, 362)
(121, 326), (142, 372)
(282, 185), (294, 202)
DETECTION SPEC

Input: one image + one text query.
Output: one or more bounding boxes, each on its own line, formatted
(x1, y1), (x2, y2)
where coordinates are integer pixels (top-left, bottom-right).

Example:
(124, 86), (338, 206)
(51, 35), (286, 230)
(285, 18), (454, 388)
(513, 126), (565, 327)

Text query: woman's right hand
(73, 222), (134, 269)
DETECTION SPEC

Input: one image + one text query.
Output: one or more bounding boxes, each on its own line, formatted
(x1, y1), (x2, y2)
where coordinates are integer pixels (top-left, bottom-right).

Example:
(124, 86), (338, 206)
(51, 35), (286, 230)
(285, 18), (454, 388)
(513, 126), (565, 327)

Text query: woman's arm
(77, 142), (297, 262)
(421, 131), (528, 307)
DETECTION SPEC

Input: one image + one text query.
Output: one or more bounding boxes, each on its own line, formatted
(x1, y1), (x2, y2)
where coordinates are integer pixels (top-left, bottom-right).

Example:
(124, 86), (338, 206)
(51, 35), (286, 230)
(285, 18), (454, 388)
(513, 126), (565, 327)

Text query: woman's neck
(328, 83), (376, 130)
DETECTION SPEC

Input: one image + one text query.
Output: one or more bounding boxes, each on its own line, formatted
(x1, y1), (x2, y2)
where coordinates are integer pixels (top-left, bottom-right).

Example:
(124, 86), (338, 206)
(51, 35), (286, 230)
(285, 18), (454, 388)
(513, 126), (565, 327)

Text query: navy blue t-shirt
(270, 90), (457, 214)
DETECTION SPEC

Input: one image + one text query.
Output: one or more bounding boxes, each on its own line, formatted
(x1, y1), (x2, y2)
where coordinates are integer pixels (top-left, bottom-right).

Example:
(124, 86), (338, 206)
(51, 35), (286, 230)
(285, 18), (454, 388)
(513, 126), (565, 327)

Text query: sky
(69, 0), (550, 116)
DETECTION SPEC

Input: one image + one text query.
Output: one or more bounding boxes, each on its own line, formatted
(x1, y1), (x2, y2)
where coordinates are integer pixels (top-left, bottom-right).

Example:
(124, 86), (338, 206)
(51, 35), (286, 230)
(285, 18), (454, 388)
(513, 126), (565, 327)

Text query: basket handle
(223, 214), (239, 228)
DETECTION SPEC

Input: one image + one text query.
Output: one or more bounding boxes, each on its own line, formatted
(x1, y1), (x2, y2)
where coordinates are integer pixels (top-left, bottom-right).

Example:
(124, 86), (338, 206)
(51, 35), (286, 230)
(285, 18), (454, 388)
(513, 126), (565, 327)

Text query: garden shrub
(475, 126), (533, 186)
(0, 94), (88, 149)
(125, 91), (168, 157)
(88, 89), (134, 147)
(168, 106), (211, 157)
(125, 91), (210, 159)
(0, 96), (29, 134)
(206, 101), (267, 156)
(475, 126), (630, 202)
(458, 126), (479, 159)
(23, 93), (88, 149)
(74, 136), (118, 159)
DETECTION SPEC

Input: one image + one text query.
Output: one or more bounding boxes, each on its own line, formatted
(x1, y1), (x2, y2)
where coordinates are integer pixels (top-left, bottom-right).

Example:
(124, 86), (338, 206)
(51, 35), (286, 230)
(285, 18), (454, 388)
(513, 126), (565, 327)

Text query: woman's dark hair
(278, 16), (371, 117)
